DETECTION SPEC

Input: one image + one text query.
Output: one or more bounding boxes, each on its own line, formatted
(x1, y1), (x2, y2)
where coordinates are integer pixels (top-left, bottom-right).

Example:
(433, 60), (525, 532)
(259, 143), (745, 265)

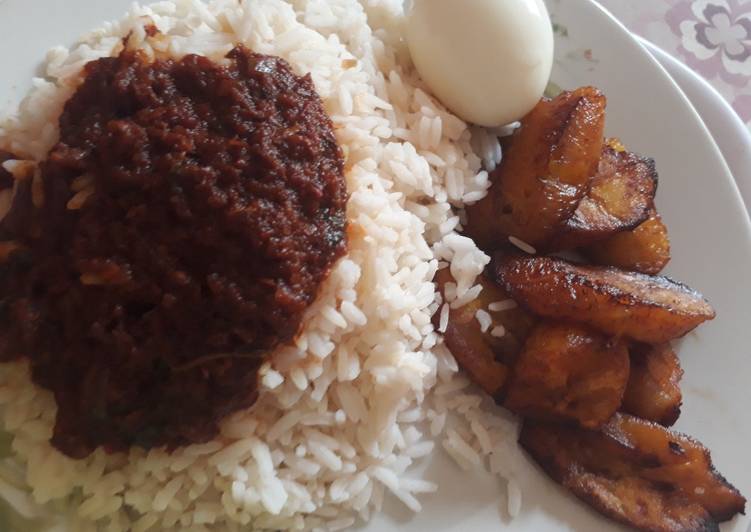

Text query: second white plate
(638, 36), (751, 215)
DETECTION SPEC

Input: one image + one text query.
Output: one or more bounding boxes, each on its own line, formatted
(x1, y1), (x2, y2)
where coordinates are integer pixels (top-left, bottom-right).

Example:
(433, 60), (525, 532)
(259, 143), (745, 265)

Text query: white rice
(489, 299), (518, 312)
(475, 309), (492, 333)
(0, 0), (520, 530)
(491, 326), (507, 339)
(508, 235), (537, 255)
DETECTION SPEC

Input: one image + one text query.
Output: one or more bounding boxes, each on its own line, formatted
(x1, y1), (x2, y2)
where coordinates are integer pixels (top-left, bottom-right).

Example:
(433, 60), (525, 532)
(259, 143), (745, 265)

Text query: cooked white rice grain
(450, 284), (483, 309)
(507, 478), (522, 518)
(475, 309), (492, 333)
(491, 325), (507, 338)
(488, 299), (518, 312)
(508, 235), (537, 255)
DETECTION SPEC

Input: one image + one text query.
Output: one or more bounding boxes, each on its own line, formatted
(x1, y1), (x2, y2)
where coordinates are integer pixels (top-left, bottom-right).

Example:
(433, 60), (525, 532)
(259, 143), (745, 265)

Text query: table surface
(597, 0), (751, 132)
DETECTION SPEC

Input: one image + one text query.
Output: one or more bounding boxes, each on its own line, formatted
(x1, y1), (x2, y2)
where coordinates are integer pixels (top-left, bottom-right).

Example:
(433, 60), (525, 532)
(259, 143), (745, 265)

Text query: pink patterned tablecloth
(596, 0), (751, 131)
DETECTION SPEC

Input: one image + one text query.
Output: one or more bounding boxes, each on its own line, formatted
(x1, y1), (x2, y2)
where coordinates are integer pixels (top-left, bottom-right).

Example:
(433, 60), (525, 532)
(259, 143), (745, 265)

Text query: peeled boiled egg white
(406, 0), (554, 127)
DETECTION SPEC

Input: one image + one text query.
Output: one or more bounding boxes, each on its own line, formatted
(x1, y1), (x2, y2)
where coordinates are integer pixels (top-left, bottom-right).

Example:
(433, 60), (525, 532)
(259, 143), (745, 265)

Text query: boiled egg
(406, 0), (554, 127)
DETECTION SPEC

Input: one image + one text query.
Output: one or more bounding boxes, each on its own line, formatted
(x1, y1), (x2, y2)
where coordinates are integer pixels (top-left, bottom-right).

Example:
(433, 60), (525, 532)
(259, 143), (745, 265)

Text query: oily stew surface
(0, 46), (348, 458)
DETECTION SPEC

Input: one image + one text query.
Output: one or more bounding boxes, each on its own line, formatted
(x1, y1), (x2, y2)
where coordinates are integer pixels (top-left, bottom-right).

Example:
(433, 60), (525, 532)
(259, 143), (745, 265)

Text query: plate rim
(583, 0), (751, 234)
(637, 35), (751, 216)
(0, 1), (749, 531)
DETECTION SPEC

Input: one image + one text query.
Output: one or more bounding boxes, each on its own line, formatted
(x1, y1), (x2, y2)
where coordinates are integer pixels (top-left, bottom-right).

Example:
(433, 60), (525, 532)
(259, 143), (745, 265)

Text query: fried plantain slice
(465, 87), (606, 250)
(433, 269), (536, 397)
(553, 141), (658, 251)
(622, 343), (683, 426)
(504, 322), (629, 429)
(493, 254), (715, 343)
(521, 414), (746, 531)
(587, 209), (671, 275)
(609, 415), (746, 521)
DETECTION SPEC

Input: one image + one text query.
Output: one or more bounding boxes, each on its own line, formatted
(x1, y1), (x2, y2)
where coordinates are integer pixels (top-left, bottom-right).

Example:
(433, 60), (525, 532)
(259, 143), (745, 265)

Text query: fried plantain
(587, 209), (671, 275)
(434, 269), (508, 396)
(609, 415), (747, 521)
(622, 343), (683, 426)
(494, 254), (715, 343)
(465, 87), (606, 250)
(442, 318), (509, 397)
(553, 141), (658, 251)
(434, 269), (536, 397)
(521, 414), (746, 531)
(504, 322), (629, 428)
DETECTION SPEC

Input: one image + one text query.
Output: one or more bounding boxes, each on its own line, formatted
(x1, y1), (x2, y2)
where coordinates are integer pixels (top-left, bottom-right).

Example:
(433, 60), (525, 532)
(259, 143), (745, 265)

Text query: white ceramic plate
(1, 1), (751, 531)
(638, 37), (751, 216)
